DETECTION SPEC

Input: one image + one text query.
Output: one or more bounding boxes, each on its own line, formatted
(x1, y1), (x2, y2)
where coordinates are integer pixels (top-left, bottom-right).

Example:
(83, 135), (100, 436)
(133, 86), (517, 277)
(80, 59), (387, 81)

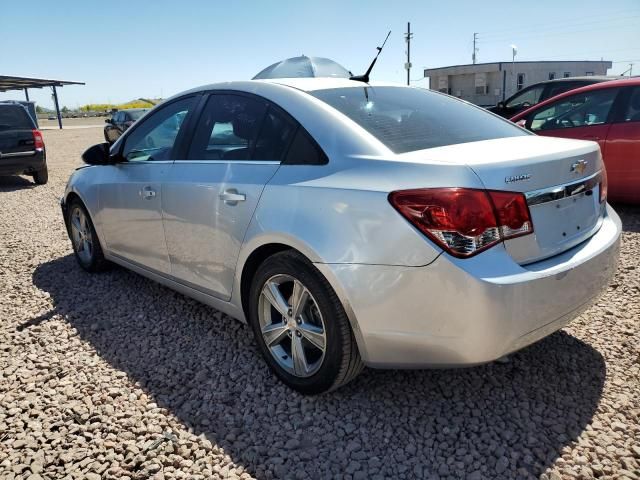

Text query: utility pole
(405, 22), (413, 85)
(472, 33), (478, 64)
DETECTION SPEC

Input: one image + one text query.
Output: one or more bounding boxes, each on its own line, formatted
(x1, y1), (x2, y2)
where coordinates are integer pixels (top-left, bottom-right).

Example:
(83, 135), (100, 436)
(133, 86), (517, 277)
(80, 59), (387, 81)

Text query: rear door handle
(140, 186), (156, 199)
(219, 188), (246, 205)
(581, 135), (600, 141)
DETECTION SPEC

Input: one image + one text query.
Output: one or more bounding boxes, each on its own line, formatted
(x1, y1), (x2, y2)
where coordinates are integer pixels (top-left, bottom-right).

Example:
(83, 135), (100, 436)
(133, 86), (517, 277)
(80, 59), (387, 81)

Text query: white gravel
(1, 127), (639, 480)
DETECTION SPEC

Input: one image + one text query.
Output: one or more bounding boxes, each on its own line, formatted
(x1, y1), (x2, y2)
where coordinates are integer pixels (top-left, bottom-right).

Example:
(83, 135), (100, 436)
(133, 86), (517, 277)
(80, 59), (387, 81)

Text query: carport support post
(52, 85), (63, 129)
(24, 88), (30, 101)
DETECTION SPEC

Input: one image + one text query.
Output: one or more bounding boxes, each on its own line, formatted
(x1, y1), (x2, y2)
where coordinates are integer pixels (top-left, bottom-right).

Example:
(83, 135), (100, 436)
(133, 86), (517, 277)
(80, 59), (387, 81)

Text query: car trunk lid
(400, 136), (605, 264)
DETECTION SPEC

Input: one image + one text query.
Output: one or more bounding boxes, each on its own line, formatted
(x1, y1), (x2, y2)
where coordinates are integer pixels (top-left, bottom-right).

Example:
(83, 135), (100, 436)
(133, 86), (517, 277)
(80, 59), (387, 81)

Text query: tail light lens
(32, 129), (44, 150)
(388, 188), (533, 258)
(599, 167), (608, 203)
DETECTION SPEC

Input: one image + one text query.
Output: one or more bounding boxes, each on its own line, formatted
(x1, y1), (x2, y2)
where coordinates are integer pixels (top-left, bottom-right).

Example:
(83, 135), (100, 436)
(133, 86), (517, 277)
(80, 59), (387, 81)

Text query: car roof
(175, 78), (403, 98)
(511, 77), (640, 121)
(254, 77), (400, 91)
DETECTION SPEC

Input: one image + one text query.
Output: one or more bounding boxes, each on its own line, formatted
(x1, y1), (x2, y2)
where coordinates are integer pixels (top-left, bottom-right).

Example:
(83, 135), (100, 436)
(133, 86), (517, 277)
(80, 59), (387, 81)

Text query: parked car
(511, 77), (640, 204)
(488, 76), (614, 118)
(61, 79), (621, 393)
(104, 108), (149, 143)
(0, 102), (47, 184)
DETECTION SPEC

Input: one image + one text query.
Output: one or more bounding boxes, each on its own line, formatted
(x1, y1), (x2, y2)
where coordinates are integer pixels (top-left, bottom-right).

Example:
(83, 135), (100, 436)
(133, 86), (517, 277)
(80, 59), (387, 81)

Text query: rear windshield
(0, 105), (34, 131)
(311, 86), (527, 153)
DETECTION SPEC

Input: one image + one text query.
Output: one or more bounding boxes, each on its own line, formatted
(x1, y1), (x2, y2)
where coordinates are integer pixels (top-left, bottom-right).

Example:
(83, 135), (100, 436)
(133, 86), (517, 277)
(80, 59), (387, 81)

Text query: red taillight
(32, 129), (44, 150)
(599, 167), (608, 203)
(388, 188), (533, 258)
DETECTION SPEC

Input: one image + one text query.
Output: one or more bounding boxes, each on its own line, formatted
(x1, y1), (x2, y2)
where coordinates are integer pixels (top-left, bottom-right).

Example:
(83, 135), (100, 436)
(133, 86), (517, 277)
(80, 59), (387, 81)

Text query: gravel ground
(1, 127), (639, 480)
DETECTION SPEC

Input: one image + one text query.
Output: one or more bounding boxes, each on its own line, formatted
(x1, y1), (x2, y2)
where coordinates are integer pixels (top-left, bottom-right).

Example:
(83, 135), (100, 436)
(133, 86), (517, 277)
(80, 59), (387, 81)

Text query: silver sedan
(61, 78), (621, 393)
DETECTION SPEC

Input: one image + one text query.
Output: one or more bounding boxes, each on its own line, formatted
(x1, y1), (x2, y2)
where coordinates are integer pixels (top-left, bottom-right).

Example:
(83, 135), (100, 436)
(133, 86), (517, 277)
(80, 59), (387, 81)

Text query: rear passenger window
(284, 128), (328, 165)
(187, 94), (267, 161)
(0, 105), (34, 130)
(253, 107), (296, 160)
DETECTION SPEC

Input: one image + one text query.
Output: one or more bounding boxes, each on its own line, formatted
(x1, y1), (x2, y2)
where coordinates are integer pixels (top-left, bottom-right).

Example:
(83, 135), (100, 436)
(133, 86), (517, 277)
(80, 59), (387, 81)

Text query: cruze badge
(571, 160), (588, 175)
(505, 174), (531, 183)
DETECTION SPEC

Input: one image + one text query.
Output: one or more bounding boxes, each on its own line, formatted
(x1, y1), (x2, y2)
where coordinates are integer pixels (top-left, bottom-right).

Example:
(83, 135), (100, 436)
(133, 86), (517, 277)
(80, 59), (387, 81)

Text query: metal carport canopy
(0, 75), (85, 129)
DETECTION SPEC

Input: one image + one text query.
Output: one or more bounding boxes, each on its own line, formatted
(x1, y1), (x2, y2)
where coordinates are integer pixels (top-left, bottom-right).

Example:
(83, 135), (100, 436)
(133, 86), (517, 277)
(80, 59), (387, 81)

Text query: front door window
(122, 97), (194, 162)
(529, 89), (618, 132)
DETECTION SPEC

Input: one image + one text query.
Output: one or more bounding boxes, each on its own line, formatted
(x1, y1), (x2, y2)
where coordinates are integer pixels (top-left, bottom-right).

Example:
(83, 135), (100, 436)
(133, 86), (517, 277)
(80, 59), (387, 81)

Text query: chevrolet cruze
(61, 78), (621, 393)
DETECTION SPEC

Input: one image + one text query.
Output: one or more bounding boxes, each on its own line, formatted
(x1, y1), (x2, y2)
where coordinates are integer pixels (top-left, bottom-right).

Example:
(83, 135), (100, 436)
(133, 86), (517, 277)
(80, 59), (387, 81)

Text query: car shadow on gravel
(0, 175), (35, 192)
(32, 254), (606, 479)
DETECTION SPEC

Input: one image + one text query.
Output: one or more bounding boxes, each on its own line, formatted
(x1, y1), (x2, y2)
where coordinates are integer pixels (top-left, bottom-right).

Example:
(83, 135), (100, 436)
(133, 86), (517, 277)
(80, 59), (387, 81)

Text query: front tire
(249, 251), (363, 394)
(66, 199), (108, 272)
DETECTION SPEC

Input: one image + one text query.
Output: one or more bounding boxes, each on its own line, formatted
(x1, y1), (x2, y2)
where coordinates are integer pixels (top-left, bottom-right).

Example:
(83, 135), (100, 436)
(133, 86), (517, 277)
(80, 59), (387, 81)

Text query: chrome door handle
(219, 189), (246, 205)
(140, 187), (156, 199)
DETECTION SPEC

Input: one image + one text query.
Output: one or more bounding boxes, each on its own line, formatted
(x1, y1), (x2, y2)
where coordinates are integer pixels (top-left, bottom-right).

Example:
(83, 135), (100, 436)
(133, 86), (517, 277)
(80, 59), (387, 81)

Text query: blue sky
(1, 0), (639, 109)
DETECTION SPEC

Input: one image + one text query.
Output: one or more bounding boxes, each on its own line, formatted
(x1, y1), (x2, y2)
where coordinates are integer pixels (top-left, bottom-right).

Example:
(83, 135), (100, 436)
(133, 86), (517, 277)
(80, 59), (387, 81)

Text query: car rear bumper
(317, 204), (621, 368)
(0, 150), (45, 175)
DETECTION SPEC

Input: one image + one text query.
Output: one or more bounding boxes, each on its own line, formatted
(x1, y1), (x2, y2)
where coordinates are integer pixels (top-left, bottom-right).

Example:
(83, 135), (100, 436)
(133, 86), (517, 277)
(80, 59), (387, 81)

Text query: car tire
(66, 198), (109, 272)
(32, 164), (48, 185)
(249, 251), (363, 394)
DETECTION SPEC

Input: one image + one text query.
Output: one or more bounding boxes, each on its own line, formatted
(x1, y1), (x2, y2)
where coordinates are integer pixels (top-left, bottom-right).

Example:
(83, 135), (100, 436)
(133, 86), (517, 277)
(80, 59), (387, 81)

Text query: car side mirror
(82, 142), (118, 165)
(105, 118), (112, 124)
(515, 119), (527, 128)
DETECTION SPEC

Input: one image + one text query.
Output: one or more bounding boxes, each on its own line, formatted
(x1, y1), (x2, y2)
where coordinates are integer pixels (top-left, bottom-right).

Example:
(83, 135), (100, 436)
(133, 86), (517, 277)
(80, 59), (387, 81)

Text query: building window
(517, 73), (525, 91)
(563, 72), (571, 78)
(548, 72), (556, 80)
(586, 71), (594, 76)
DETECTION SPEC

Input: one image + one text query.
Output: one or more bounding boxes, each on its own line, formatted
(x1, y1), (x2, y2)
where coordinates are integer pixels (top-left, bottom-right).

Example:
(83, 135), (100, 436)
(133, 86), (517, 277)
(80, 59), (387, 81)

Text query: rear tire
(66, 198), (109, 272)
(32, 164), (48, 185)
(248, 251), (363, 394)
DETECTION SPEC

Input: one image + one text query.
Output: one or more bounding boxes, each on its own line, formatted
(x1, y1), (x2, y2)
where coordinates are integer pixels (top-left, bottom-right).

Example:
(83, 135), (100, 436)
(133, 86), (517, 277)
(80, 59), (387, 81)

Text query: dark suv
(488, 76), (614, 118)
(0, 102), (48, 184)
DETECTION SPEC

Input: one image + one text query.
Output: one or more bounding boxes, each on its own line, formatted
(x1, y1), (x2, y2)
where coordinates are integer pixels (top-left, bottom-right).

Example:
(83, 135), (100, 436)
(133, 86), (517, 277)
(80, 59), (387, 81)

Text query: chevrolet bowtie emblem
(571, 160), (588, 175)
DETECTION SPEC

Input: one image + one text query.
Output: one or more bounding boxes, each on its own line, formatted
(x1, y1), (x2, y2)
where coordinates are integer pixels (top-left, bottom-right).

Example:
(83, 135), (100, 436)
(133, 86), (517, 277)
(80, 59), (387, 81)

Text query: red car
(511, 78), (640, 204)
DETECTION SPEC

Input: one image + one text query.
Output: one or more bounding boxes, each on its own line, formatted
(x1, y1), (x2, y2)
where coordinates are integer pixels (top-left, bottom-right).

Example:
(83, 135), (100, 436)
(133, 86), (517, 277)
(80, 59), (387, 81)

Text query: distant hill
(80, 98), (163, 112)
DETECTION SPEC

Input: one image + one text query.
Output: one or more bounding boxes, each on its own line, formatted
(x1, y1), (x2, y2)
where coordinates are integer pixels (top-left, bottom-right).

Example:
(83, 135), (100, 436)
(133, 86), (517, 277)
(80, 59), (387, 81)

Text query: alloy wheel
(258, 274), (327, 378)
(70, 207), (93, 264)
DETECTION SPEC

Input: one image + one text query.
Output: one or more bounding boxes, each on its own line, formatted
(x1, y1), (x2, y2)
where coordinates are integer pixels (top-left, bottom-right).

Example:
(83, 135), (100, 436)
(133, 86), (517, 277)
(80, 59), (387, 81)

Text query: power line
(477, 10), (639, 37)
(478, 22), (640, 45)
(511, 48), (640, 61)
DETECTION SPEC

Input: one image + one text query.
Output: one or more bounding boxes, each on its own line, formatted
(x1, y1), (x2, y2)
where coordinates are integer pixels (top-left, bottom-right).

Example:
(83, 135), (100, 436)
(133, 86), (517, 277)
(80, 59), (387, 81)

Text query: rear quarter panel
(236, 155), (487, 269)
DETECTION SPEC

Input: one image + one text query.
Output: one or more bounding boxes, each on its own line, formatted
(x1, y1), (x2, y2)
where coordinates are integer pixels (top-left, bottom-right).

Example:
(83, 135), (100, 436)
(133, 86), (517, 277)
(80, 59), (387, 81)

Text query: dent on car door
(603, 87), (640, 203)
(98, 96), (196, 274)
(162, 94), (296, 300)
(526, 88), (618, 153)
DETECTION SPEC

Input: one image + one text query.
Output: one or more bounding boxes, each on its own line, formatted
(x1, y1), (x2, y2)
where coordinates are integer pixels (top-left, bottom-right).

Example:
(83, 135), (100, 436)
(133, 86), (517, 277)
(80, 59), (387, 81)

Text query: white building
(424, 60), (612, 106)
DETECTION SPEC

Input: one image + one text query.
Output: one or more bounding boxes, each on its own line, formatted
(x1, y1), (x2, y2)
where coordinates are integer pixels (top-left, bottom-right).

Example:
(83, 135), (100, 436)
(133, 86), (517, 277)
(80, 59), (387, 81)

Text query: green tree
(61, 106), (69, 113)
